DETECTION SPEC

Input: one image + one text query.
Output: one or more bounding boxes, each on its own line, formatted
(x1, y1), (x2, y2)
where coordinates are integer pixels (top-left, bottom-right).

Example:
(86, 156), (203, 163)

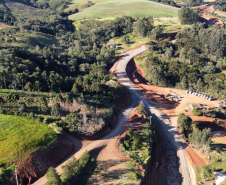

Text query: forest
(0, 0), (161, 138)
(136, 19), (226, 100)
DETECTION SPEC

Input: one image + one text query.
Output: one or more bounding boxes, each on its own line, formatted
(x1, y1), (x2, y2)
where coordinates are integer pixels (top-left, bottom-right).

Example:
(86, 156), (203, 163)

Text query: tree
(55, 93), (63, 103)
(0, 96), (5, 111)
(51, 102), (60, 117)
(35, 81), (41, 93)
(196, 78), (204, 92)
(64, 93), (71, 111)
(135, 17), (154, 37)
(45, 167), (61, 185)
(0, 70), (8, 89)
(18, 103), (27, 113)
(178, 7), (201, 24)
(38, 97), (49, 113)
(24, 82), (32, 95)
(177, 113), (192, 138)
(71, 82), (79, 93)
(137, 102), (145, 115)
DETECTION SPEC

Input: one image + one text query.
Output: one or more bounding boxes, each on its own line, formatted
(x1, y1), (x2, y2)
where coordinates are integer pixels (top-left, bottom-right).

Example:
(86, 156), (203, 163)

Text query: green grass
(107, 32), (150, 54)
(154, 18), (184, 32)
(69, 0), (179, 20)
(0, 114), (56, 165)
(14, 32), (60, 48)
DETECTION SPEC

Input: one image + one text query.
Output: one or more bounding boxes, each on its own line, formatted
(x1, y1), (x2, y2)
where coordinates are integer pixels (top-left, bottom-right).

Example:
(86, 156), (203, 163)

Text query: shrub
(119, 144), (125, 150)
(127, 172), (138, 180)
(18, 103), (27, 113)
(43, 117), (49, 124)
(211, 111), (216, 118)
(128, 161), (136, 167)
(201, 165), (213, 180)
(48, 123), (62, 134)
(45, 167), (61, 185)
(137, 102), (145, 115)
(211, 157), (218, 163)
(193, 107), (201, 116)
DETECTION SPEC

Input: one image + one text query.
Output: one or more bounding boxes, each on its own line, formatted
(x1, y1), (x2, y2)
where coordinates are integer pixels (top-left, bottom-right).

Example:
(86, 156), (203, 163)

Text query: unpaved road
(116, 45), (191, 185)
(33, 46), (191, 185)
(32, 88), (138, 184)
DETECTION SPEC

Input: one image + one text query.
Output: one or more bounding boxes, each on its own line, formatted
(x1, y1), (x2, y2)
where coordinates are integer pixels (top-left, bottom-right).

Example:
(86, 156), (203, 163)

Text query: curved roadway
(116, 45), (191, 185)
(33, 46), (191, 185)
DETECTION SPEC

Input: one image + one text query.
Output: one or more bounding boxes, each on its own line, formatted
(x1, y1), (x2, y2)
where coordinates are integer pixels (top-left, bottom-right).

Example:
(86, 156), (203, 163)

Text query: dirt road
(32, 92), (137, 184)
(116, 45), (191, 185)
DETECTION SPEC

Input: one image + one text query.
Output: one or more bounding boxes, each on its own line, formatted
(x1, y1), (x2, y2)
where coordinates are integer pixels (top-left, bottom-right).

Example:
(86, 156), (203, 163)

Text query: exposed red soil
(197, 5), (224, 26)
(11, 135), (73, 185)
(185, 146), (206, 167)
(126, 57), (209, 169)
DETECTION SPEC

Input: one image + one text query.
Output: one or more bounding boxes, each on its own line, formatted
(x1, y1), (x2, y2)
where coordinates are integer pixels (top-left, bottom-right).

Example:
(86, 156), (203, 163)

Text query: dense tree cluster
(45, 151), (90, 185)
(177, 113), (192, 138)
(0, 16), (134, 93)
(189, 128), (212, 151)
(178, 7), (201, 25)
(214, 0), (226, 11)
(0, 1), (16, 25)
(136, 22), (226, 100)
(177, 113), (212, 151)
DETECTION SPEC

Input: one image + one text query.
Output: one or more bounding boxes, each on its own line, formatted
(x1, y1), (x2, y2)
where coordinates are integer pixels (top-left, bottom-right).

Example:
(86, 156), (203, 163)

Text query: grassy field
(69, 0), (179, 20)
(195, 142), (226, 184)
(0, 23), (13, 30)
(14, 32), (60, 48)
(5, 2), (47, 20)
(107, 33), (150, 54)
(0, 115), (56, 165)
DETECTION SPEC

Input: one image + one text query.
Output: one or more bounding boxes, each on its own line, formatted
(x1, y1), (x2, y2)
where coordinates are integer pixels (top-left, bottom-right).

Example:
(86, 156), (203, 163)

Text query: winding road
(33, 46), (191, 185)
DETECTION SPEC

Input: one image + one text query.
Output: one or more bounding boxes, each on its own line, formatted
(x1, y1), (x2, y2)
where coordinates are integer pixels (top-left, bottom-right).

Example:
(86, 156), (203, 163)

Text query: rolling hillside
(68, 0), (179, 20)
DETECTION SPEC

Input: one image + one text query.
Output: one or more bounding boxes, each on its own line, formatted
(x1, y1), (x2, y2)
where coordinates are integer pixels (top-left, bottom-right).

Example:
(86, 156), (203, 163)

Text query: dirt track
(197, 4), (224, 26)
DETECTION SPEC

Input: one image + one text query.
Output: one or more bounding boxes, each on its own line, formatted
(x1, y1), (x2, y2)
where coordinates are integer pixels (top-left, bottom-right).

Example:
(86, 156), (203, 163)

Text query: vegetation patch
(120, 103), (153, 174)
(0, 114), (56, 165)
(45, 151), (90, 185)
(5, 2), (47, 20)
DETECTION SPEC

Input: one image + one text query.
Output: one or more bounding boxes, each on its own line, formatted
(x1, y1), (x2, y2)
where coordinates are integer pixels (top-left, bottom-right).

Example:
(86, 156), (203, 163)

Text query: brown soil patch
(11, 135), (73, 185)
(185, 146), (207, 168)
(212, 131), (226, 144)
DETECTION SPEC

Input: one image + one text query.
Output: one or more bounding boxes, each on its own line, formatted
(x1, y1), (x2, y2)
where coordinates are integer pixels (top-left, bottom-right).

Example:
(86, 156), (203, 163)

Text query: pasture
(0, 115), (56, 165)
(68, 0), (179, 20)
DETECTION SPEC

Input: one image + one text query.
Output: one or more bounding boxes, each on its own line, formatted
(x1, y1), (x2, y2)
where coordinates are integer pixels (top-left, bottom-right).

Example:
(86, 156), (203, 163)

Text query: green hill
(0, 115), (56, 165)
(68, 0), (179, 20)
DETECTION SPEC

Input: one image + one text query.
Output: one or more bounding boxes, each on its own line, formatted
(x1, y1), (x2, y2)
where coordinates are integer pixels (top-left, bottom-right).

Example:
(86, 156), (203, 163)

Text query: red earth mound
(11, 135), (73, 185)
